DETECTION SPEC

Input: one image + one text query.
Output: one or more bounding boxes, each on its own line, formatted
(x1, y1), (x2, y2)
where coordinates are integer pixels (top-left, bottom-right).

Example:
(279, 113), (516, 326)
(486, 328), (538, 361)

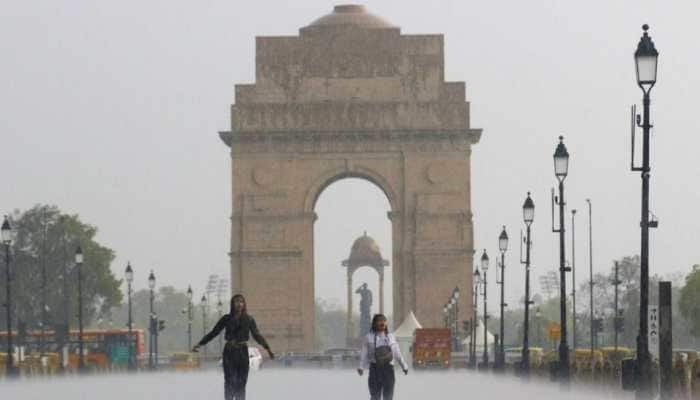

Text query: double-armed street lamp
(495, 226), (509, 370)
(75, 246), (86, 372)
(480, 250), (490, 366)
(148, 270), (156, 370)
(552, 136), (571, 383)
(125, 263), (135, 371)
(2, 216), (17, 377)
(186, 285), (193, 350)
(521, 192), (535, 377)
(633, 24), (659, 400)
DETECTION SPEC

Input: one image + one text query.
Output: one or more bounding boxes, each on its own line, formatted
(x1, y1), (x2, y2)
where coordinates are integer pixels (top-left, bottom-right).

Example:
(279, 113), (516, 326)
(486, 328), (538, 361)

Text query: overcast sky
(1, 1), (698, 318)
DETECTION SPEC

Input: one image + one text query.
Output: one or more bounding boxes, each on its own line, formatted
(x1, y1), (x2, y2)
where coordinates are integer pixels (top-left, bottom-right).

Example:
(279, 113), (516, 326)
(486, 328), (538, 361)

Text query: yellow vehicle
(573, 348), (604, 364)
(506, 347), (545, 366)
(170, 352), (200, 371)
(599, 347), (634, 363)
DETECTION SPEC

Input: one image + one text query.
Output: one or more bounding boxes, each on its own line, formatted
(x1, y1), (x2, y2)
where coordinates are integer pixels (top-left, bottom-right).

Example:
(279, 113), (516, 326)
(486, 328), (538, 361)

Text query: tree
(679, 265), (700, 338)
(0, 205), (122, 338)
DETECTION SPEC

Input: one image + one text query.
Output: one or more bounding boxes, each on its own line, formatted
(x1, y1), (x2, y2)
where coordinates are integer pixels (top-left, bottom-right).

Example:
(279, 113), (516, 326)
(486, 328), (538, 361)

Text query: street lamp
(496, 226), (508, 370)
(148, 270), (156, 370)
(535, 308), (542, 347)
(471, 269), (481, 367)
(201, 295), (209, 361)
(74, 245), (86, 373)
(480, 250), (490, 367)
(443, 304), (449, 328)
(571, 209), (577, 351)
(452, 287), (460, 351)
(125, 262), (135, 371)
(2, 216), (17, 377)
(521, 192), (534, 377)
(633, 24), (659, 400)
(552, 135), (571, 383)
(187, 285), (193, 350)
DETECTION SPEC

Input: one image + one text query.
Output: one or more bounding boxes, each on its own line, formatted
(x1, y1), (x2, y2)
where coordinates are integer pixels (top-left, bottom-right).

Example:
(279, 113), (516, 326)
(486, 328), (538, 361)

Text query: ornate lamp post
(2, 216), (17, 377)
(443, 304), (449, 328)
(125, 262), (135, 371)
(496, 226), (508, 370)
(186, 285), (193, 350)
(521, 192), (535, 377)
(201, 295), (209, 361)
(571, 209), (577, 350)
(75, 246), (86, 372)
(633, 24), (659, 400)
(148, 270), (156, 370)
(470, 269), (481, 367)
(452, 287), (460, 351)
(480, 250), (490, 366)
(552, 136), (571, 383)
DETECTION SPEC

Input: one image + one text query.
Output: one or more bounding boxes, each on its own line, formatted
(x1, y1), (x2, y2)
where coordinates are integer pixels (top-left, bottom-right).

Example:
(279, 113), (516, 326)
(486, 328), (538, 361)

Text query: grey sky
(1, 1), (698, 316)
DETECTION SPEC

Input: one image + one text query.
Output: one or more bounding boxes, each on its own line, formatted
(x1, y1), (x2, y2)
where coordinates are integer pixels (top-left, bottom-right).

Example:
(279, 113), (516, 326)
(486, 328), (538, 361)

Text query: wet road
(0, 368), (628, 400)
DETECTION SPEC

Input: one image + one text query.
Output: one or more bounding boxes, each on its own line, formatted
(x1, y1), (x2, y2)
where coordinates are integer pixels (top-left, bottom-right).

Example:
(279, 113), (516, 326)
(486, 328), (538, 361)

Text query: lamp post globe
(148, 271), (156, 290)
(1, 217), (11, 243)
(635, 24), (659, 91)
(523, 192), (535, 226)
(481, 250), (489, 272)
(553, 136), (570, 182)
(499, 226), (508, 253)
(125, 263), (134, 284)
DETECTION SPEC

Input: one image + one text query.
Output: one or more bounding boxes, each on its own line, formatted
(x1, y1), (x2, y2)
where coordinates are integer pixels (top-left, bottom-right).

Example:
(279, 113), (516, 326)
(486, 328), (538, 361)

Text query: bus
(0, 328), (146, 370)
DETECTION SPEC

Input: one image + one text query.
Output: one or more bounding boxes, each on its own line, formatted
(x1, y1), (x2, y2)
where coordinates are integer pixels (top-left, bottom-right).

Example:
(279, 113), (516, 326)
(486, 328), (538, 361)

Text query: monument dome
(305, 5), (396, 30)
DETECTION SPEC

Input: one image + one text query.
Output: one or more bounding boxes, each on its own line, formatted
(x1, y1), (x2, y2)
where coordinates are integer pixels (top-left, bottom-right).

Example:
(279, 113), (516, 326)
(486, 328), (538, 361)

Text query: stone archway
(218, 5), (482, 352)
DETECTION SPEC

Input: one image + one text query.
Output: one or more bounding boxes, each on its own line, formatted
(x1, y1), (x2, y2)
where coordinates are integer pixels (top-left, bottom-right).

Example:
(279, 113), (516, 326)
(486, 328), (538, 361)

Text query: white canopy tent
(462, 318), (496, 355)
(394, 311), (422, 366)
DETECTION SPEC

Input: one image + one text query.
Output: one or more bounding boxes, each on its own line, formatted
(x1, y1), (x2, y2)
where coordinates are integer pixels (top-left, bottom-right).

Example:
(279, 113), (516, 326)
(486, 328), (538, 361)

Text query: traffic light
(149, 315), (157, 333)
(158, 320), (166, 332)
(592, 318), (604, 333)
(614, 316), (625, 332)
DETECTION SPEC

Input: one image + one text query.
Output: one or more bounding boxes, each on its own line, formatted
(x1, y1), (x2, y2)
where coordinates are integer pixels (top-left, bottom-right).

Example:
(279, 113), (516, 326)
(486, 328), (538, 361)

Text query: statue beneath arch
(356, 283), (373, 337)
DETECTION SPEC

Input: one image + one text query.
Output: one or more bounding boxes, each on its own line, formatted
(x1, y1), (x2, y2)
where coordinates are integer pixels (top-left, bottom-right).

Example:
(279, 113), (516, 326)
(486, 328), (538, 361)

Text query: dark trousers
(368, 363), (395, 400)
(222, 345), (250, 400)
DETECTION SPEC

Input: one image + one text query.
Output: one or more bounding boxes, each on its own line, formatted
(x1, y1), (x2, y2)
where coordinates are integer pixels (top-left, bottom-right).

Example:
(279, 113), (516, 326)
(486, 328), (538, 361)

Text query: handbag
(374, 334), (394, 366)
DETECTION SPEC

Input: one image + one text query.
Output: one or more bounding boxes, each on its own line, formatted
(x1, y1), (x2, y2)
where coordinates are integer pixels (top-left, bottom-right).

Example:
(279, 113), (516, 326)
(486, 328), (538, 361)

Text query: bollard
(691, 359), (700, 400)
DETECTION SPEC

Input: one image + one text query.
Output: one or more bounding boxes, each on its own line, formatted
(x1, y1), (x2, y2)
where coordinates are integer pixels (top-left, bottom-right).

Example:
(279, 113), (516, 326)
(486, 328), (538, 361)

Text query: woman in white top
(357, 314), (408, 400)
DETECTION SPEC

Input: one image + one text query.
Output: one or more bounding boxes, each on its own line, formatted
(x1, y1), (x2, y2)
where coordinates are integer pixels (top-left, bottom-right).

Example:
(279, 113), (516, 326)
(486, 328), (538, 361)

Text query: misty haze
(1, 1), (699, 400)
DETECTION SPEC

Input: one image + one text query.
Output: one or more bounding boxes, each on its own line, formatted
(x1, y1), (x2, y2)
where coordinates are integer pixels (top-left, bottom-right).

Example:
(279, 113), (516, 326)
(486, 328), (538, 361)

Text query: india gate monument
(218, 5), (482, 352)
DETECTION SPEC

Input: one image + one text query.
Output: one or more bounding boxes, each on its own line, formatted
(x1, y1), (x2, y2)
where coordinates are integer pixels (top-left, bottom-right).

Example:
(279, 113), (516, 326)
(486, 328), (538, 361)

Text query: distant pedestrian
(357, 314), (408, 400)
(193, 294), (274, 400)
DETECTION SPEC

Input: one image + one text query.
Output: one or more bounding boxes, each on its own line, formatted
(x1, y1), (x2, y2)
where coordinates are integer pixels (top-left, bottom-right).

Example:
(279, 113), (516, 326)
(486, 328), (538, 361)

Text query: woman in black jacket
(193, 294), (274, 400)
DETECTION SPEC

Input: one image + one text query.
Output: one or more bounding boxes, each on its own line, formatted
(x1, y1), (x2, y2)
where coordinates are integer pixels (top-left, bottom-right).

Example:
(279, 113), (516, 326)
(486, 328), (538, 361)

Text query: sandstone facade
(219, 5), (482, 351)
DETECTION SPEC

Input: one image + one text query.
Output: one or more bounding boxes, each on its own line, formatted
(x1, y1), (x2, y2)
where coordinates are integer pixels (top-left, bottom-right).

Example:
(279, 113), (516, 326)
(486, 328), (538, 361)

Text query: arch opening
(313, 177), (393, 350)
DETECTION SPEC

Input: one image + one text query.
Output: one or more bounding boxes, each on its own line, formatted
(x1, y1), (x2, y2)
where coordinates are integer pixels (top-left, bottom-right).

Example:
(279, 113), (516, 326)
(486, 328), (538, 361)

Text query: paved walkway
(0, 369), (627, 399)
